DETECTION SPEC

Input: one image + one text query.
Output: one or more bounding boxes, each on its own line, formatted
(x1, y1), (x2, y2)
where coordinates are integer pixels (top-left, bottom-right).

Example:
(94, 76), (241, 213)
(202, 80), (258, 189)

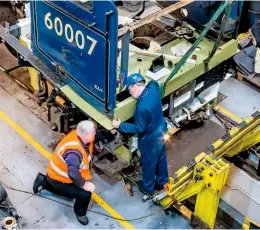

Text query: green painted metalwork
(58, 1), (238, 129)
(204, 1), (233, 71)
(115, 39), (238, 122)
(60, 85), (114, 130)
(114, 145), (132, 163)
(60, 38), (237, 129)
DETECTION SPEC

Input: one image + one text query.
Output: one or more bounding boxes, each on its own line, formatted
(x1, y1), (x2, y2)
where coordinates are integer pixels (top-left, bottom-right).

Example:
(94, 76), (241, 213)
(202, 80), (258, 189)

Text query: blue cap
(125, 73), (145, 88)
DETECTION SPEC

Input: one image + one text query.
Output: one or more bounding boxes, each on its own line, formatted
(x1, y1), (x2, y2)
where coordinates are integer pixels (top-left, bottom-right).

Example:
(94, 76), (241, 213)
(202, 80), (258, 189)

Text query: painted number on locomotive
(44, 12), (97, 55)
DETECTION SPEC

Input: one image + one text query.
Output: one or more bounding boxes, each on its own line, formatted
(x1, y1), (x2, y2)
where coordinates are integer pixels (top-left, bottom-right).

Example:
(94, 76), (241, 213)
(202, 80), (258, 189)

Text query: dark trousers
(43, 176), (92, 216)
(141, 144), (168, 194)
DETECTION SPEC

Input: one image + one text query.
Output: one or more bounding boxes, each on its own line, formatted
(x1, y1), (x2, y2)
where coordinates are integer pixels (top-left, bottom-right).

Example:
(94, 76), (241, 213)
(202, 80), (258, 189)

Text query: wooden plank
(237, 72), (244, 81)
(236, 72), (260, 88)
(178, 205), (192, 220)
(118, 0), (195, 37)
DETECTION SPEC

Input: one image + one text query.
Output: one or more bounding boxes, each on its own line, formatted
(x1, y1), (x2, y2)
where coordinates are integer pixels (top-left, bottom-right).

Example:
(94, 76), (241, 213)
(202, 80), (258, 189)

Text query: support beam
(118, 0), (195, 37)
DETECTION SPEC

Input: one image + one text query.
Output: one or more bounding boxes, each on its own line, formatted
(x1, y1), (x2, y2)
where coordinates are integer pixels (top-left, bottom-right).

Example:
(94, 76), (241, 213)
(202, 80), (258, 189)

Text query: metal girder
(154, 110), (260, 229)
(193, 159), (229, 229)
(159, 157), (229, 229)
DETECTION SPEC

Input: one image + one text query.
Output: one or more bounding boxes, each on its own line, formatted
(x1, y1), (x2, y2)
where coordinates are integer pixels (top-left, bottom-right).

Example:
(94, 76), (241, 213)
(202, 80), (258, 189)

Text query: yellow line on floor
(215, 105), (243, 124)
(0, 110), (135, 229)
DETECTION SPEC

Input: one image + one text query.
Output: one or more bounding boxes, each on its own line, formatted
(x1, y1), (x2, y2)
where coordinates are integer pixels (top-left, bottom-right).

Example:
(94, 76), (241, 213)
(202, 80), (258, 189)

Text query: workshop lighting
(164, 133), (171, 142)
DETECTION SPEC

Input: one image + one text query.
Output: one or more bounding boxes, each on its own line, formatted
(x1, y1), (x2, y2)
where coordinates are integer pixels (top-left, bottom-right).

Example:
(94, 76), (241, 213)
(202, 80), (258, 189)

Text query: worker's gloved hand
(111, 129), (117, 134)
(82, 181), (95, 193)
(112, 119), (121, 128)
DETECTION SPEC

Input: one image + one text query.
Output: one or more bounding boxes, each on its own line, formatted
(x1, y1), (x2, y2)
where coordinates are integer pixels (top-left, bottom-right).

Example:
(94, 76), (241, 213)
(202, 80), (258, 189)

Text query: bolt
(201, 167), (205, 171)
(208, 183), (212, 187)
(196, 168), (201, 173)
(194, 175), (200, 180)
(209, 173), (213, 177)
(195, 175), (203, 181)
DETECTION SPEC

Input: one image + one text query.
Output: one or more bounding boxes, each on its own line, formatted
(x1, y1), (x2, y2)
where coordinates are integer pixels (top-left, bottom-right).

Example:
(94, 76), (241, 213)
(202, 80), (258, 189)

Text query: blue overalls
(119, 80), (168, 193)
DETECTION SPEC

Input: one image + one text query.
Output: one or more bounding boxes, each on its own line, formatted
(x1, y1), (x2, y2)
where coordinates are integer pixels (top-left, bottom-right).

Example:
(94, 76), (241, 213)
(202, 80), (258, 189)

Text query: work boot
(137, 180), (154, 196)
(154, 181), (168, 191)
(154, 183), (164, 191)
(76, 215), (89, 225)
(33, 173), (45, 194)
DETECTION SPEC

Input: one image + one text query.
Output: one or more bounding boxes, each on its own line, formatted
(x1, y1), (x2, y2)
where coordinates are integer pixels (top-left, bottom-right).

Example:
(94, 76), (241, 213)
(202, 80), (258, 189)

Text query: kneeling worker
(113, 73), (169, 195)
(33, 120), (96, 225)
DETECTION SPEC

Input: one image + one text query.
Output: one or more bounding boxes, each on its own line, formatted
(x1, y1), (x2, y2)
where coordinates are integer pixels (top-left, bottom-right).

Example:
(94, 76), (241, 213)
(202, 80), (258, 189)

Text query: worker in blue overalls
(113, 73), (168, 195)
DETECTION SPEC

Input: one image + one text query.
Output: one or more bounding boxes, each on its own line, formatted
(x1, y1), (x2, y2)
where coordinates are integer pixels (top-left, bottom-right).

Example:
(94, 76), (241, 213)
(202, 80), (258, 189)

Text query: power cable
(0, 180), (164, 221)
(0, 178), (191, 221)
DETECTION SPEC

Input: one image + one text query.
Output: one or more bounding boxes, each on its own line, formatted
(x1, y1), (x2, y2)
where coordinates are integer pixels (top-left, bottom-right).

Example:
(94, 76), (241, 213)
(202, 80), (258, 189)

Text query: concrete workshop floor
(0, 84), (190, 228)
(219, 77), (260, 118)
(0, 75), (260, 229)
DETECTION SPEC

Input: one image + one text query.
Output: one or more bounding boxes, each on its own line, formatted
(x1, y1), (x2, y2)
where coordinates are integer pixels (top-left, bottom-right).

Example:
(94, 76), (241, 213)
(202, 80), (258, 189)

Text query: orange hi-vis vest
(47, 130), (93, 183)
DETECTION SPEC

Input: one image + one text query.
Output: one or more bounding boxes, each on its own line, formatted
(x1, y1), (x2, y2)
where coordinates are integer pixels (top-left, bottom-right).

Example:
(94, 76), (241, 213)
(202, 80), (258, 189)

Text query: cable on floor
(0, 180), (169, 221)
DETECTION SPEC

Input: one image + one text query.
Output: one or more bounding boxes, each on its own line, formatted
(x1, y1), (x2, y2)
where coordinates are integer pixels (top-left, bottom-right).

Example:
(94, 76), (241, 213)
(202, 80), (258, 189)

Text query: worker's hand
(110, 129), (117, 134)
(112, 119), (121, 129)
(82, 181), (95, 193)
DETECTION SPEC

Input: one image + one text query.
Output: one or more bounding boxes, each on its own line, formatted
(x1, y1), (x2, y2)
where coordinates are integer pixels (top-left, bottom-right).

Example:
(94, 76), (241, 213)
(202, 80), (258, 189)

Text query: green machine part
(59, 1), (238, 130)
(61, 37), (237, 130)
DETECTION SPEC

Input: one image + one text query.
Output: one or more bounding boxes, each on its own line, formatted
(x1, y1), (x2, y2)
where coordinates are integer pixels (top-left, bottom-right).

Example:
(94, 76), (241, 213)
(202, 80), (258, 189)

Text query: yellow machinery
(154, 110), (260, 229)
(243, 217), (260, 230)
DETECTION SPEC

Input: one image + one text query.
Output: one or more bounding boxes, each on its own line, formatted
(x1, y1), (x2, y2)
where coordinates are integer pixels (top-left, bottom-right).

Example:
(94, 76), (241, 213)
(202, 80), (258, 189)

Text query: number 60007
(44, 12), (97, 55)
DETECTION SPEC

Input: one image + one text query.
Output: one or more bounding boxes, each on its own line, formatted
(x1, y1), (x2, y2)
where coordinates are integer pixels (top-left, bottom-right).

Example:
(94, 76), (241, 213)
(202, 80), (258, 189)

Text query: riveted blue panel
(30, 0), (118, 113)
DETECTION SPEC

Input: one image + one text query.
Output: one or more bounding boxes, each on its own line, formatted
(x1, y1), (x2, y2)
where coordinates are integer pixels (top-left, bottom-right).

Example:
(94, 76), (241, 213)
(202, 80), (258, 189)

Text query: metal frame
(118, 0), (195, 37)
(115, 39), (237, 123)
(154, 110), (260, 229)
